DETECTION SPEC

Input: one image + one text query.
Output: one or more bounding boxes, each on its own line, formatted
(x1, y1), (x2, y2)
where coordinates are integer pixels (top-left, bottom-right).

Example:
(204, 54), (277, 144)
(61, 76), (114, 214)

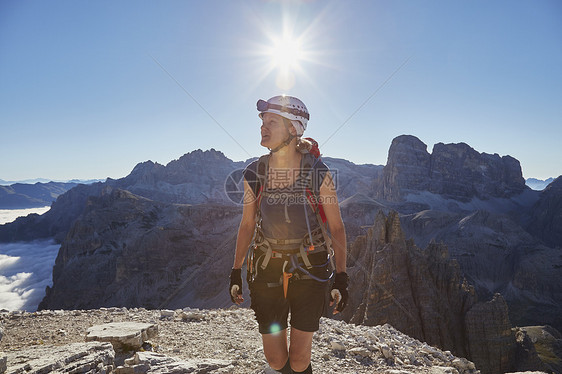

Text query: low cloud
(0, 240), (59, 311)
(0, 206), (51, 225)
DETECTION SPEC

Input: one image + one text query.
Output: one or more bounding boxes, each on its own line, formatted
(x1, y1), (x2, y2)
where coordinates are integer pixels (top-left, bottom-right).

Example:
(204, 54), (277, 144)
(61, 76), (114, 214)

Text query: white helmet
(257, 95), (309, 136)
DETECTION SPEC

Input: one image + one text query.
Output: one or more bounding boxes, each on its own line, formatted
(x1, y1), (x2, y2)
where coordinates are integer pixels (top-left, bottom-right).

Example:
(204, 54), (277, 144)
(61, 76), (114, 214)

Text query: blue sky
(1, 0), (560, 181)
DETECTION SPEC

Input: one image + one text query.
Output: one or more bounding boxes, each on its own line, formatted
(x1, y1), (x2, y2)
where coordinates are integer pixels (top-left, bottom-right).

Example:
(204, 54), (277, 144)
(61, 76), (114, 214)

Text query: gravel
(0, 307), (480, 373)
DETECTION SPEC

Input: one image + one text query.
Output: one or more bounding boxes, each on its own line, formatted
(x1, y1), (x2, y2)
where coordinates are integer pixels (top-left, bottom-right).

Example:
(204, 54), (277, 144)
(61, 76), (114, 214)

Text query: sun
(244, 13), (333, 92)
(264, 33), (306, 90)
(268, 35), (304, 70)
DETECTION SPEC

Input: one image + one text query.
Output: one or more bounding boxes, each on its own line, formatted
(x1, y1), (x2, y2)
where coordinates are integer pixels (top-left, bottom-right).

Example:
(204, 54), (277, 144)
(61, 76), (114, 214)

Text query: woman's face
(260, 112), (293, 148)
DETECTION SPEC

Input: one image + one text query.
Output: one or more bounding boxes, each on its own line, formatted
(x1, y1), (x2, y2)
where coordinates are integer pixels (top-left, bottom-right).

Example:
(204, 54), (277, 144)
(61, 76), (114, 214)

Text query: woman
(230, 95), (348, 374)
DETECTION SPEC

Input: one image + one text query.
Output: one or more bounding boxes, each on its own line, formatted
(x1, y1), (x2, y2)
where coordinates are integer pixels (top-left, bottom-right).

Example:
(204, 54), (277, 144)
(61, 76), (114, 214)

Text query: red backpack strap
(305, 187), (327, 224)
(304, 137), (320, 158)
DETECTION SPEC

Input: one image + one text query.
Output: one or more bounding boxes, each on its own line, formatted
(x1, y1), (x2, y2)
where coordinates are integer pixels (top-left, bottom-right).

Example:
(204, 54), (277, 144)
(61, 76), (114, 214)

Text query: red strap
(256, 185), (264, 206)
(305, 187), (327, 224)
(318, 203), (327, 224)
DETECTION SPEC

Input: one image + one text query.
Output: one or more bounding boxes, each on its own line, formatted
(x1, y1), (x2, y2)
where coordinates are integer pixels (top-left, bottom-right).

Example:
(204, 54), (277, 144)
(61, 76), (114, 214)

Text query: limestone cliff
(465, 294), (515, 374)
(399, 208), (562, 333)
(381, 135), (526, 202)
(39, 187), (242, 310)
(344, 210), (518, 374)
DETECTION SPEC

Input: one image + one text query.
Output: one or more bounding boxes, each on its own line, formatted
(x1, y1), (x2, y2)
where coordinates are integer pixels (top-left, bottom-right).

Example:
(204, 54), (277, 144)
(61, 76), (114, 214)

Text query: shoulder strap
(301, 153), (327, 224)
(254, 154), (270, 224)
(255, 154), (269, 200)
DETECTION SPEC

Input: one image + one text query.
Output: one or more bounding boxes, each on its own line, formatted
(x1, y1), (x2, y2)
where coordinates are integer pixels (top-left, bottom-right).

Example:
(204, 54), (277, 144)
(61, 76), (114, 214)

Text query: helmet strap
(269, 134), (295, 153)
(269, 117), (296, 153)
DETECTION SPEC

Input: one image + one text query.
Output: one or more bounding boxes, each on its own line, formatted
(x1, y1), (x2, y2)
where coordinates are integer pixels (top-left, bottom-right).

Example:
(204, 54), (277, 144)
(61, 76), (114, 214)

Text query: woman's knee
(266, 354), (289, 370)
(288, 349), (311, 372)
(288, 328), (313, 372)
(289, 356), (310, 373)
(262, 332), (289, 370)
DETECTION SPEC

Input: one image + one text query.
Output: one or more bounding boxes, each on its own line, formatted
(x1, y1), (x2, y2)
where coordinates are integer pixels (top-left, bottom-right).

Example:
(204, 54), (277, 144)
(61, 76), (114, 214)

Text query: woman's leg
(288, 327), (314, 372)
(262, 329), (289, 371)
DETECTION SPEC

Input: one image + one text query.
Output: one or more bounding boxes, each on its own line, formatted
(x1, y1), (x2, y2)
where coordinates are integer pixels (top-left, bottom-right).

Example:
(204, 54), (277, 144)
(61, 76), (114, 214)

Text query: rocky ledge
(0, 307), (549, 374)
(0, 307), (508, 374)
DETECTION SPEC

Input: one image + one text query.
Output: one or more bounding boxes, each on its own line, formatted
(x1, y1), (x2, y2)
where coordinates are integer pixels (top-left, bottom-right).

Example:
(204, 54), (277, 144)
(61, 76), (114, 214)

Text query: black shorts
(249, 278), (329, 334)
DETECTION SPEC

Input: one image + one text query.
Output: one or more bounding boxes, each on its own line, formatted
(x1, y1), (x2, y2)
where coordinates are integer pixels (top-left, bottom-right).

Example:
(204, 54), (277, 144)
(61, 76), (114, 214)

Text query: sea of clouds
(0, 207), (58, 311)
(0, 206), (51, 225)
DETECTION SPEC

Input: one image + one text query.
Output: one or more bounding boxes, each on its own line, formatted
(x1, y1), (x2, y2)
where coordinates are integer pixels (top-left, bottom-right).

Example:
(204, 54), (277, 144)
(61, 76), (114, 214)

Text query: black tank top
(244, 154), (329, 240)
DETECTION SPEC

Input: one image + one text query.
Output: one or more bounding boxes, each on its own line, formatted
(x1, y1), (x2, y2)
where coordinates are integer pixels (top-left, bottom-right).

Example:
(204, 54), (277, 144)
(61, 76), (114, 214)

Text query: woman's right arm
(233, 179), (258, 269)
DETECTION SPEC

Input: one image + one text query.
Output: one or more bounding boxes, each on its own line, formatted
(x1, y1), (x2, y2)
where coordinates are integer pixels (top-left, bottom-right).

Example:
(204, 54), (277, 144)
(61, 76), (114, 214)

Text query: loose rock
(86, 322), (158, 352)
(0, 307), (481, 374)
(3, 342), (114, 374)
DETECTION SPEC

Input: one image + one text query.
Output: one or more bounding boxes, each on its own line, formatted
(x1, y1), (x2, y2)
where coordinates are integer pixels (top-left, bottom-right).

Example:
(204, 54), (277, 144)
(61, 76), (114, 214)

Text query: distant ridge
(526, 177), (555, 191)
(0, 182), (79, 209)
(0, 178), (105, 186)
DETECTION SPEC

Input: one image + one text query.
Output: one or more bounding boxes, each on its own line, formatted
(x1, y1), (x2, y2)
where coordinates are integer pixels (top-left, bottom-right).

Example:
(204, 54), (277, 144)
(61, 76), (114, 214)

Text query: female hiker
(230, 95), (348, 374)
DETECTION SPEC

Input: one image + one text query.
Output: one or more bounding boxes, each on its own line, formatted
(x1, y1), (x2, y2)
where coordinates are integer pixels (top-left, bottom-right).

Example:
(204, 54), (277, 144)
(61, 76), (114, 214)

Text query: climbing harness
(246, 150), (335, 297)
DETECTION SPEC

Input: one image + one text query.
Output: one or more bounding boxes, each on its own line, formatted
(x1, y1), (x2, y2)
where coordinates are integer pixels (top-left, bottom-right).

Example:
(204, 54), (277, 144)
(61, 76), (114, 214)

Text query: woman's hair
(296, 137), (313, 154)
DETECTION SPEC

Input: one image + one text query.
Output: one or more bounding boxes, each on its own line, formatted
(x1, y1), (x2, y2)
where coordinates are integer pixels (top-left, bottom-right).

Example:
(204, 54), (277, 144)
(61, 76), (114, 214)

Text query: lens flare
(269, 323), (282, 334)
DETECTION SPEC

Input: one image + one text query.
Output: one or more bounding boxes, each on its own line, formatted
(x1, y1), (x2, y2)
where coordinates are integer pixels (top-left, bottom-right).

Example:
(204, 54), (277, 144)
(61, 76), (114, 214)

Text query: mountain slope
(0, 181), (78, 209)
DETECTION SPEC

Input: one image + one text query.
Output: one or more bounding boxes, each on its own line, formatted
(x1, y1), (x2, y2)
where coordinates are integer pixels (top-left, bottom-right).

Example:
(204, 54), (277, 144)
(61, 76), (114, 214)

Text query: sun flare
(268, 35), (304, 70)
(245, 11), (335, 93)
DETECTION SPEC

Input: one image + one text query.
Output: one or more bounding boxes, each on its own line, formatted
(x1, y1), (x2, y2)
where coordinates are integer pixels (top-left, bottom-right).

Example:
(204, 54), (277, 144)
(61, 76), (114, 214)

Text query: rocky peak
(129, 160), (163, 175)
(382, 135), (431, 200)
(176, 148), (229, 162)
(465, 293), (515, 374)
(345, 209), (517, 374)
(381, 135), (526, 202)
(167, 149), (230, 171)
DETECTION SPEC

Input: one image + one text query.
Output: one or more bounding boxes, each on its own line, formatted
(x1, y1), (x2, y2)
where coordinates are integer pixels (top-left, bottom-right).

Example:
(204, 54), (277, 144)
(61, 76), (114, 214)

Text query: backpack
(246, 138), (334, 294)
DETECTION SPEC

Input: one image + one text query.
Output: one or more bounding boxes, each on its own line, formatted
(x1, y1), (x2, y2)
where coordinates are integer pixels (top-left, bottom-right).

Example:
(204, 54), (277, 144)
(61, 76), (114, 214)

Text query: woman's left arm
(319, 170), (346, 273)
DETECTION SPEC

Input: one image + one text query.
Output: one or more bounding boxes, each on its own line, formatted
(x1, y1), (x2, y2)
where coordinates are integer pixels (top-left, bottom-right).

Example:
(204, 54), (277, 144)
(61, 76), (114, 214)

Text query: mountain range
(0, 179), (105, 209)
(0, 182), (79, 209)
(0, 170), (550, 211)
(526, 177), (556, 191)
(0, 178), (104, 186)
(1, 135), (561, 373)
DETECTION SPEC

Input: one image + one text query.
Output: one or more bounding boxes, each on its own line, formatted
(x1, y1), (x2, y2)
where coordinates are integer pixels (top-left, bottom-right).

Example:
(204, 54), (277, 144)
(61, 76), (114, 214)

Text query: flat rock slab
(1, 354), (6, 374)
(116, 351), (233, 374)
(3, 341), (114, 374)
(86, 322), (158, 351)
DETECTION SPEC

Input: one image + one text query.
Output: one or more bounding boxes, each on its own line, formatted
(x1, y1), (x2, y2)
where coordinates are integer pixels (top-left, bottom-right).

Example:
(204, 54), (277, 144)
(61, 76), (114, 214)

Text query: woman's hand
(330, 272), (349, 314)
(229, 268), (244, 304)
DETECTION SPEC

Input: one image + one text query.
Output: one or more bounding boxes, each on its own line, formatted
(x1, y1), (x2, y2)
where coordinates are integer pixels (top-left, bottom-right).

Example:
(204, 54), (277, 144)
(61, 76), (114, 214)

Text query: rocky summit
(380, 135), (526, 202)
(1, 307), (486, 374)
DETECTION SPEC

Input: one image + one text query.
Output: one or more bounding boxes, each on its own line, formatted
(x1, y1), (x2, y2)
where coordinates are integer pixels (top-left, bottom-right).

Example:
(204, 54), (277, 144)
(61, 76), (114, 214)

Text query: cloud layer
(0, 206), (51, 225)
(0, 240), (59, 311)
